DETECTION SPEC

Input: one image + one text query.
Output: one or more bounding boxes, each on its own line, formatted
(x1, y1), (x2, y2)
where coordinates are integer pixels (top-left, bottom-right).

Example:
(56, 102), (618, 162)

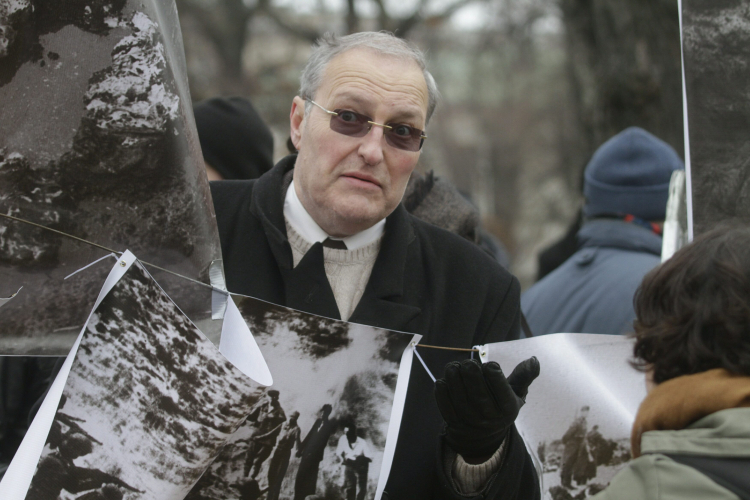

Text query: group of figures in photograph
(538, 406), (630, 500)
(190, 393), (374, 500)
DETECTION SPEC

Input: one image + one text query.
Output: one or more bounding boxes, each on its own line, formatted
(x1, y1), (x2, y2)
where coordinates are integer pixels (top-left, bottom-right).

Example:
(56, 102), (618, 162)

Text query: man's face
(290, 48), (429, 237)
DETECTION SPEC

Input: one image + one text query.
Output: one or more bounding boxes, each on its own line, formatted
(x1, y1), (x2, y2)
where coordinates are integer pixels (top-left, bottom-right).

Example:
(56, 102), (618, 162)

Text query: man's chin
(327, 202), (388, 235)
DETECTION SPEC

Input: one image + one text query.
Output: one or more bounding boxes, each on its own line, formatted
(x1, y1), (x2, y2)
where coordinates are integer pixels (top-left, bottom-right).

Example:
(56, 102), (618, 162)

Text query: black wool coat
(210, 155), (539, 500)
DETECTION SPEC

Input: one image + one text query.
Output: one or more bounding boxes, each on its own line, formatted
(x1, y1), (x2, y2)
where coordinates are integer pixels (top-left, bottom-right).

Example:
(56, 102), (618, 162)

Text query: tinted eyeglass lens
(330, 110), (370, 137)
(384, 126), (423, 152)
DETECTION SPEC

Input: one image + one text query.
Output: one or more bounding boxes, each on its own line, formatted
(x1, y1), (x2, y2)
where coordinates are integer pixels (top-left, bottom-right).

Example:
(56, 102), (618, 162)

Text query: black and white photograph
(483, 334), (646, 500)
(187, 294), (417, 500)
(682, 0), (750, 235)
(0, 0), (221, 354)
(24, 260), (260, 500)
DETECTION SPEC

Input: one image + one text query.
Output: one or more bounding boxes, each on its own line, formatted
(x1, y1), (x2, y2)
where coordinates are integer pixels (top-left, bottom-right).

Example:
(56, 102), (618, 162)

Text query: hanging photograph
(0, 0), (221, 354)
(187, 294), (418, 500)
(24, 260), (259, 500)
(481, 334), (646, 500)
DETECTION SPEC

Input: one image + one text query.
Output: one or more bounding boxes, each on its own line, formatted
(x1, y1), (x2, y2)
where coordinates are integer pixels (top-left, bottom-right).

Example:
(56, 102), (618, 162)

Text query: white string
(413, 347), (436, 383)
(64, 253), (118, 280)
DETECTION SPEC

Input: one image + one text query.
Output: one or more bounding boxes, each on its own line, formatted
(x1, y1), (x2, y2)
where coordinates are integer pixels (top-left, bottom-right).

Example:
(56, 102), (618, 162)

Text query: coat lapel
(349, 205), (421, 332)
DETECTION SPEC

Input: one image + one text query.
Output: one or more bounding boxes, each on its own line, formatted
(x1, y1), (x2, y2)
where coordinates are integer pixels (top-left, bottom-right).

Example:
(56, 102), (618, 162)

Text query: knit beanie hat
(583, 127), (684, 221)
(194, 97), (274, 180)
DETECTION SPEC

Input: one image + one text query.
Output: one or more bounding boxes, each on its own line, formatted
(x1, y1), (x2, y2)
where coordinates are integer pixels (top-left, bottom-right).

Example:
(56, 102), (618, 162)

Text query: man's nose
(357, 124), (385, 165)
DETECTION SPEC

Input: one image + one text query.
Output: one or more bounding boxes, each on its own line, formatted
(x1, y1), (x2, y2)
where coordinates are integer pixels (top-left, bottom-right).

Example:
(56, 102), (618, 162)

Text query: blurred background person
(193, 96), (274, 180)
(521, 127), (684, 336)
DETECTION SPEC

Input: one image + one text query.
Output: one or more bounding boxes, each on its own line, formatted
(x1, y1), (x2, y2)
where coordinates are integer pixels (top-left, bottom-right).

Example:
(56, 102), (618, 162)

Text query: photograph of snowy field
(186, 295), (416, 500)
(25, 262), (260, 500)
(483, 334), (646, 500)
(0, 0), (220, 353)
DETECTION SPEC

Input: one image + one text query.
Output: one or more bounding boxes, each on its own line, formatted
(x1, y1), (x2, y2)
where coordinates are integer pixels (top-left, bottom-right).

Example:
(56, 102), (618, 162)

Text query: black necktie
(322, 238), (347, 250)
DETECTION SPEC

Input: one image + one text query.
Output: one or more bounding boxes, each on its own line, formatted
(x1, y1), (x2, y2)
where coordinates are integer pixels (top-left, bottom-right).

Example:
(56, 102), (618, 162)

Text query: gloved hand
(435, 357), (540, 459)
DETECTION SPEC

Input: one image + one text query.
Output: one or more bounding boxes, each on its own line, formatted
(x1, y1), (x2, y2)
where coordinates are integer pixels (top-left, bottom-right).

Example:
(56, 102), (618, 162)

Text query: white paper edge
(0, 286), (23, 309)
(678, 0), (694, 241)
(218, 295), (273, 386)
(374, 333), (422, 500)
(0, 251), (136, 500)
(661, 170), (686, 262)
(475, 343), (489, 363)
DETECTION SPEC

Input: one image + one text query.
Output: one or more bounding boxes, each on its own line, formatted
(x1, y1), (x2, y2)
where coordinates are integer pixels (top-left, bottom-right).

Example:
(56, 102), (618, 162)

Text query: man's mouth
(341, 172), (382, 188)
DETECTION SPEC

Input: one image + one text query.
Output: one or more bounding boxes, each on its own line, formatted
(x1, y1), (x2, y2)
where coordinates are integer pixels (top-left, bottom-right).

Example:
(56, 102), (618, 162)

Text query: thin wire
(1, 214), (490, 337)
(0, 212), (119, 254)
(0, 212), (218, 292)
(416, 343), (479, 352)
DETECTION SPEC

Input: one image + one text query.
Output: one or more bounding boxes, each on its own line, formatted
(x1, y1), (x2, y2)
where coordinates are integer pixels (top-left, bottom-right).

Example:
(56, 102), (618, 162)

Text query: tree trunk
(560, 0), (684, 164)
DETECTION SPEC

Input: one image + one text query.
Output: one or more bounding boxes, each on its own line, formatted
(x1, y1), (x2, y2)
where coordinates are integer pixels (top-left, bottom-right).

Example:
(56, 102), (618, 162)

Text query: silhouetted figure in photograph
(267, 410), (301, 500)
(244, 389), (286, 478)
(336, 422), (373, 500)
(232, 478), (262, 500)
(26, 433), (140, 500)
(586, 425), (613, 465)
(294, 404), (335, 500)
(560, 406), (589, 489)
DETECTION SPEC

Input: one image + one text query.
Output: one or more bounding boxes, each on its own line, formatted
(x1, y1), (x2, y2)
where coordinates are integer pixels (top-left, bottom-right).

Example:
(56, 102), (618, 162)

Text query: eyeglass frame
(306, 99), (428, 152)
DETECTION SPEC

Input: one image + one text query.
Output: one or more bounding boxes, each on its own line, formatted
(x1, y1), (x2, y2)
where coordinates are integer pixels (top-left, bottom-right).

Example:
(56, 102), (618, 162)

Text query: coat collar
(250, 155), (421, 330)
(250, 155), (297, 270)
(578, 219), (662, 256)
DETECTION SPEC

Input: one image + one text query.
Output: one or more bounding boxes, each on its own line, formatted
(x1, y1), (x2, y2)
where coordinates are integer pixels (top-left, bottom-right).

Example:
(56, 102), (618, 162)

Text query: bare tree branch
(396, 0), (478, 37)
(177, 0), (255, 79)
(370, 0), (392, 32)
(256, 0), (321, 42)
(346, 0), (359, 34)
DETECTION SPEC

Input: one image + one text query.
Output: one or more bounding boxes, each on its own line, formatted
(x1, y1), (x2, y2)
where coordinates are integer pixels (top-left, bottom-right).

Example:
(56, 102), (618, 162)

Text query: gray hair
(299, 32), (440, 123)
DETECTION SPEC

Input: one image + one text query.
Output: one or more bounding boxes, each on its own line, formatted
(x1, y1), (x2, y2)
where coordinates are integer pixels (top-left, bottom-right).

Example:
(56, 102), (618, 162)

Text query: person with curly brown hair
(590, 224), (750, 499)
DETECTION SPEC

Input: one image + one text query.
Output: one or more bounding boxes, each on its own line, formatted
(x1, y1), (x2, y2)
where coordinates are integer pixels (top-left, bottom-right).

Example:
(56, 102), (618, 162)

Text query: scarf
(631, 368), (750, 457)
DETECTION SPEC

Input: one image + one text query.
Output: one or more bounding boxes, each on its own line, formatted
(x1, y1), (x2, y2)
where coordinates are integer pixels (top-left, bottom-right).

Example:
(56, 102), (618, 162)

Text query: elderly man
(211, 32), (539, 499)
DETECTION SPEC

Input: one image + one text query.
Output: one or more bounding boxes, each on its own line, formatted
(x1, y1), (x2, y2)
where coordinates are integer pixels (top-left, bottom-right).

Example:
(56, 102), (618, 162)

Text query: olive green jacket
(591, 408), (750, 500)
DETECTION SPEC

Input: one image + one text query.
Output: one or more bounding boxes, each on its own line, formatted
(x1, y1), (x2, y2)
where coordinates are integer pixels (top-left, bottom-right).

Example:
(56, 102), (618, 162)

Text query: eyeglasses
(307, 99), (427, 152)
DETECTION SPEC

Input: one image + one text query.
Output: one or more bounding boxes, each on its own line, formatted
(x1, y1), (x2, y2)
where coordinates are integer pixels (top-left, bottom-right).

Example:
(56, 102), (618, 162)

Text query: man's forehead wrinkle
(316, 51), (429, 121)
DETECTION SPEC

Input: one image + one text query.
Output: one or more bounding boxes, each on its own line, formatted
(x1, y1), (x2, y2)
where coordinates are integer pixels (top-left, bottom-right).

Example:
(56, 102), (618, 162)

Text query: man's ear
(290, 96), (306, 150)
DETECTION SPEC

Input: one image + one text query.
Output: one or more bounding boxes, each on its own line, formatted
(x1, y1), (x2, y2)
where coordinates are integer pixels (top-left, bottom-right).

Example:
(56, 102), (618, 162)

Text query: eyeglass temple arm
(308, 99), (337, 116)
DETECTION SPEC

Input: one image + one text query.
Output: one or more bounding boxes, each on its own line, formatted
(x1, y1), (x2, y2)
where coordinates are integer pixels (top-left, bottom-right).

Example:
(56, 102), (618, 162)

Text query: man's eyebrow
(332, 92), (424, 123)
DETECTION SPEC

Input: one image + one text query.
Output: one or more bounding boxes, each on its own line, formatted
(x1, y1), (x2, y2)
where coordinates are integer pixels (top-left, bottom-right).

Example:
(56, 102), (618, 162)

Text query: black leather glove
(435, 357), (540, 459)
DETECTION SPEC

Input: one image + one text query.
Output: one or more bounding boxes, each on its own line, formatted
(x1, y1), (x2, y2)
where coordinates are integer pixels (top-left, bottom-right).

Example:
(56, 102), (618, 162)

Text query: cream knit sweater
(286, 220), (381, 321)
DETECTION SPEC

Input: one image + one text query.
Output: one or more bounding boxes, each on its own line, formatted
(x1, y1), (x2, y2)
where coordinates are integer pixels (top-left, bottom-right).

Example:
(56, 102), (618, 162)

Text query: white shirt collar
(283, 180), (385, 251)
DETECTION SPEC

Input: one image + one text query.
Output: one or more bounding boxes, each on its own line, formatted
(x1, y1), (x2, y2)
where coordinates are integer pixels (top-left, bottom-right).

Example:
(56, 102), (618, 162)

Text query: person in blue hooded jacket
(522, 127), (684, 336)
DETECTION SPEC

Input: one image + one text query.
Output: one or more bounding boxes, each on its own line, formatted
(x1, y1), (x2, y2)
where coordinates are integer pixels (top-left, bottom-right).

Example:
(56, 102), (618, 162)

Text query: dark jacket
(522, 219), (662, 336)
(210, 155), (539, 500)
